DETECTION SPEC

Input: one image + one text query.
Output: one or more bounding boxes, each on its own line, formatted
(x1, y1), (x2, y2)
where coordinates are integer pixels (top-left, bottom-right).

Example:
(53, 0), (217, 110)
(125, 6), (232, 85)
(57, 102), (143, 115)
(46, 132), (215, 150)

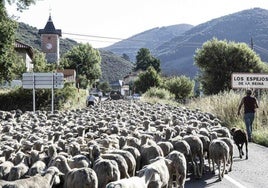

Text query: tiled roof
(38, 16), (62, 36)
(15, 40), (34, 59)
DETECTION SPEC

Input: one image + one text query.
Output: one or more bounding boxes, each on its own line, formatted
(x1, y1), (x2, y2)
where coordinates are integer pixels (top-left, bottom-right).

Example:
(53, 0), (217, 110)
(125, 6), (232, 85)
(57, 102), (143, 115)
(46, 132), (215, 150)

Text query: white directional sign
(231, 73), (268, 89)
(22, 72), (64, 89)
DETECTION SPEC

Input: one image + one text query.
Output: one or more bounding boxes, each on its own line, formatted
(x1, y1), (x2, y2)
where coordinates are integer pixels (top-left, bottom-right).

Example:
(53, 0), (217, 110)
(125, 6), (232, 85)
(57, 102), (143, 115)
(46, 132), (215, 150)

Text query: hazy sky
(6, 0), (268, 48)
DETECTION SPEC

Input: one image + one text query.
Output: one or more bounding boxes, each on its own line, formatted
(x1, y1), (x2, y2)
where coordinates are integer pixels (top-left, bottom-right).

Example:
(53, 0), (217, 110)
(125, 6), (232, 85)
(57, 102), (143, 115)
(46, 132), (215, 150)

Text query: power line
(62, 32), (267, 54)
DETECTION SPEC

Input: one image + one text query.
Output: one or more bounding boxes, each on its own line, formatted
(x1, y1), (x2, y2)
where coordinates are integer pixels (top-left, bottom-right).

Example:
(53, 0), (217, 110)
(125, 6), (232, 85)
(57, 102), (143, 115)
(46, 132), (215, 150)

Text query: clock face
(46, 43), (52, 49)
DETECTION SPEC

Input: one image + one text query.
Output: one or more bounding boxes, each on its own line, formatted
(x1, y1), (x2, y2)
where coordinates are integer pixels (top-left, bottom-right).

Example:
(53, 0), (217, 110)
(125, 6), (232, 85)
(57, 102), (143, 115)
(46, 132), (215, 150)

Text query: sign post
(231, 73), (268, 89)
(22, 72), (64, 113)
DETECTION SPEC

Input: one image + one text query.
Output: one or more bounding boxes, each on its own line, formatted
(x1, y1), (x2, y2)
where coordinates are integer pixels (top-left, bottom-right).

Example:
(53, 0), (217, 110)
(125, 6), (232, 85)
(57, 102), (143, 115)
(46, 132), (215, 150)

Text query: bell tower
(38, 14), (62, 64)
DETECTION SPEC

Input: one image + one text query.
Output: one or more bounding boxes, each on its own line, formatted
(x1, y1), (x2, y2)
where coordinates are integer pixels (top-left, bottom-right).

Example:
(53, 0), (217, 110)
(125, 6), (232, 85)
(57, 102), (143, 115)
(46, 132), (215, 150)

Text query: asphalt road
(185, 142), (268, 188)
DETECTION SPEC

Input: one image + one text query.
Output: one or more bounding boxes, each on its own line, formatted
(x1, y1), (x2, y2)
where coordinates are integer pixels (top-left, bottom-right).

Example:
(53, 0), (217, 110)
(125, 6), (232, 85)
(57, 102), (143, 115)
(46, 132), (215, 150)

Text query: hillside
(16, 22), (133, 82)
(104, 8), (268, 78)
(103, 24), (193, 62)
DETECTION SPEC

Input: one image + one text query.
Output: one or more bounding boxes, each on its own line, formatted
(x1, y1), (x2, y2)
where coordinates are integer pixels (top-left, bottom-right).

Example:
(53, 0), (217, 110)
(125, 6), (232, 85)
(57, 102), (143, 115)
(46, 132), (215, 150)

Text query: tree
(32, 49), (56, 72)
(134, 48), (161, 72)
(4, 0), (36, 11)
(62, 43), (102, 88)
(194, 38), (268, 95)
(134, 66), (162, 93)
(98, 81), (111, 94)
(0, 0), (36, 83)
(0, 3), (18, 83)
(163, 76), (194, 100)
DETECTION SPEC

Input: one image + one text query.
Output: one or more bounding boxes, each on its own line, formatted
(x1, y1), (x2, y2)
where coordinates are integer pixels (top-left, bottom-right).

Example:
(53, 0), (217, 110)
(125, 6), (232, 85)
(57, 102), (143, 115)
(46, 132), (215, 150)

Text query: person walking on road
(87, 94), (97, 106)
(98, 90), (103, 102)
(237, 89), (259, 142)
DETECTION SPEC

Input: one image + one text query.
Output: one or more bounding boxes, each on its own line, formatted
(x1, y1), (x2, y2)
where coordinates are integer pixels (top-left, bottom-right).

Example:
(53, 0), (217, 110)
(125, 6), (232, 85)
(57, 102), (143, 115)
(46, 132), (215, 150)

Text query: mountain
(104, 8), (268, 78)
(16, 22), (133, 82)
(103, 24), (193, 62)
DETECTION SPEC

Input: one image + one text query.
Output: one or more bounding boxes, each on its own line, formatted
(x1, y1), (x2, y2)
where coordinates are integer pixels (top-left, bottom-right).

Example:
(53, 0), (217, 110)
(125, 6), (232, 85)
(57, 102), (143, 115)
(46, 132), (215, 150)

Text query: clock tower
(38, 15), (62, 64)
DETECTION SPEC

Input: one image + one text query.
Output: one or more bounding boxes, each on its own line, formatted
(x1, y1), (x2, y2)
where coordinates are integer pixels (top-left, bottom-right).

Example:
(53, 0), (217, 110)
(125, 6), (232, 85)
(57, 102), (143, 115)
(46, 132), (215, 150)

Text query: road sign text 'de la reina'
(22, 72), (64, 89)
(231, 73), (268, 89)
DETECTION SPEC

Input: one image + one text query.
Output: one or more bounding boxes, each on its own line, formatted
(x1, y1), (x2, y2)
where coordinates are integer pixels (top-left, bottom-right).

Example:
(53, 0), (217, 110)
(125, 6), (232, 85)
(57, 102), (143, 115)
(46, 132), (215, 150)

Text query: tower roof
(38, 15), (62, 36)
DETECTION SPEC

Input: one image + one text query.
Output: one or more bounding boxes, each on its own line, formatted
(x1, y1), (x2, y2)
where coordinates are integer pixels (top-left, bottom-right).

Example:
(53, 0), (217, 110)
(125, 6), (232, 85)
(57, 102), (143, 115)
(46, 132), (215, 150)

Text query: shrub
(0, 83), (83, 111)
(144, 87), (175, 100)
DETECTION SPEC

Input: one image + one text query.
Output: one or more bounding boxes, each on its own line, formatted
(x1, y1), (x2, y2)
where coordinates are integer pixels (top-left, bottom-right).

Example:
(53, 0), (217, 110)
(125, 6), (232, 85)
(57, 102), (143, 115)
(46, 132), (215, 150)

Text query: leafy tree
(194, 38), (268, 95)
(32, 49), (56, 72)
(98, 81), (111, 94)
(163, 76), (194, 100)
(0, 3), (18, 83)
(4, 0), (36, 11)
(62, 43), (102, 88)
(0, 0), (36, 83)
(134, 48), (161, 72)
(134, 66), (162, 93)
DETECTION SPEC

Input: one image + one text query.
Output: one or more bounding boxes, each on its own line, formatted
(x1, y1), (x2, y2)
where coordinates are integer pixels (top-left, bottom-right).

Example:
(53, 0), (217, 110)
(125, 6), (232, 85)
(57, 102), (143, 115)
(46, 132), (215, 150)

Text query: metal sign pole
(33, 73), (36, 113)
(51, 73), (54, 114)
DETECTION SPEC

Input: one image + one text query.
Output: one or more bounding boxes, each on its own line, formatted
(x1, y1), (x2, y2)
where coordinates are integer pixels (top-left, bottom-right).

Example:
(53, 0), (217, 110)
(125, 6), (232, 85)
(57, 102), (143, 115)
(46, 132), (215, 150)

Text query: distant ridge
(104, 8), (268, 78)
(103, 24), (193, 62)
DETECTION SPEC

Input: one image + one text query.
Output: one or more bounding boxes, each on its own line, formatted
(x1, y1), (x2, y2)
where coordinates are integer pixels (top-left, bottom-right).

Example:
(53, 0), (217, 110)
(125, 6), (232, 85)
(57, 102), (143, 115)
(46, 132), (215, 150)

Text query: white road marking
(225, 175), (247, 188)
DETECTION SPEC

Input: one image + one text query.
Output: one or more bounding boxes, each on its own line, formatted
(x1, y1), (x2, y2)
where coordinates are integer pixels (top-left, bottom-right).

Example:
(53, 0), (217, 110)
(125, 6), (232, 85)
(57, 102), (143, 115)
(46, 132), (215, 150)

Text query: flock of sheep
(0, 99), (248, 188)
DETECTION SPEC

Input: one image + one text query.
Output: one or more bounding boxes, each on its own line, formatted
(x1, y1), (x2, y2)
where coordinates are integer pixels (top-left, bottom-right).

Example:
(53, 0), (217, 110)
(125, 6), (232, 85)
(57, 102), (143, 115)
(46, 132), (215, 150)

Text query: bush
(144, 87), (175, 100)
(0, 83), (83, 111)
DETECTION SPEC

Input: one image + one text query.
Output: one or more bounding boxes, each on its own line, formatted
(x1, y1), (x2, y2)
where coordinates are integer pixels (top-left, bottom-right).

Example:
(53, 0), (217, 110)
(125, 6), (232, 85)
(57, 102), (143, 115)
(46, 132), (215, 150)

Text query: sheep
(208, 139), (229, 181)
(28, 160), (46, 176)
(8, 162), (29, 181)
(183, 135), (204, 178)
(64, 167), (98, 188)
(231, 127), (248, 160)
(138, 157), (172, 188)
(122, 146), (141, 172)
(140, 143), (164, 169)
(68, 154), (92, 169)
(0, 161), (14, 180)
(93, 158), (120, 188)
(157, 141), (174, 157)
(108, 149), (136, 177)
(101, 153), (130, 179)
(91, 144), (120, 188)
(170, 139), (191, 157)
(217, 137), (234, 172)
(0, 166), (63, 188)
(166, 151), (187, 188)
(105, 176), (148, 188)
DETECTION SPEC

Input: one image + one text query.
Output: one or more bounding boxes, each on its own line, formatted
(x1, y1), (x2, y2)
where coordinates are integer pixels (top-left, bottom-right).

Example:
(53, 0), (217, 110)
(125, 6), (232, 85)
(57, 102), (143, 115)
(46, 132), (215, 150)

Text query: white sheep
(0, 161), (14, 180)
(101, 153), (130, 179)
(208, 139), (229, 181)
(105, 176), (148, 188)
(138, 157), (172, 188)
(8, 162), (29, 181)
(166, 150), (187, 188)
(108, 149), (136, 177)
(0, 166), (63, 188)
(183, 135), (204, 179)
(93, 158), (120, 188)
(64, 167), (98, 188)
(28, 160), (46, 176)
